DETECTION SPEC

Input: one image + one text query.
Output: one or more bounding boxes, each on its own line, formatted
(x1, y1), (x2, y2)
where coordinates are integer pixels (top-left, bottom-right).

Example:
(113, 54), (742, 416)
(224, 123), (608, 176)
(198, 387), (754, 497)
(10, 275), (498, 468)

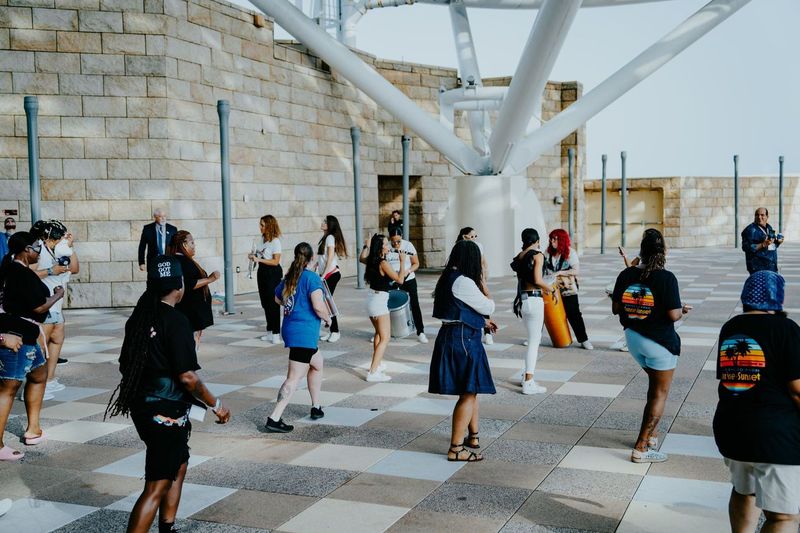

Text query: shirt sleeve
(661, 271), (682, 311)
(307, 271), (323, 294)
(742, 225), (762, 254)
(165, 315), (200, 375)
(452, 276), (495, 316)
(273, 238), (282, 255)
(568, 250), (580, 269)
(612, 269), (628, 303)
(325, 235), (335, 250)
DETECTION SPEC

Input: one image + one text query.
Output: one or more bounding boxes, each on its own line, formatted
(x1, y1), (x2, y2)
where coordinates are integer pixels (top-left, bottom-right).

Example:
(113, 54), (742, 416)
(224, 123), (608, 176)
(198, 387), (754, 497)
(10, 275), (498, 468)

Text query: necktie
(157, 226), (164, 254)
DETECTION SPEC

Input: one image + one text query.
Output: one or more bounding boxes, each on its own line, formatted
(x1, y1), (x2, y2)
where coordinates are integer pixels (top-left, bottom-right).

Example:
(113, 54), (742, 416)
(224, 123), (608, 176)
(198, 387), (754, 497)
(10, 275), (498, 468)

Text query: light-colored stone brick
(56, 31), (101, 52)
(123, 12), (171, 34)
(129, 179), (170, 199)
(35, 51), (80, 73)
(67, 281), (111, 307)
(10, 28), (56, 50)
(108, 158), (148, 179)
(104, 75), (147, 96)
(86, 179), (128, 200)
(56, 0), (100, 8)
(85, 138), (127, 158)
(80, 52), (124, 74)
(126, 97), (166, 117)
(0, 7), (33, 29)
(59, 73), (103, 95)
(9, 0), (55, 7)
(105, 117), (147, 137)
(0, 51), (35, 72)
(78, 10), (122, 32)
(100, 0), (143, 11)
(63, 158), (106, 179)
(65, 200), (108, 220)
(87, 221), (131, 242)
(82, 95), (125, 116)
(60, 116), (104, 137)
(40, 137), (84, 158)
(128, 138), (178, 159)
(42, 179), (85, 200)
(110, 239), (138, 260)
(111, 280), (144, 306)
(32, 7), (78, 30)
(107, 200), (150, 220)
(125, 55), (165, 76)
(90, 261), (132, 282)
(102, 33), (145, 54)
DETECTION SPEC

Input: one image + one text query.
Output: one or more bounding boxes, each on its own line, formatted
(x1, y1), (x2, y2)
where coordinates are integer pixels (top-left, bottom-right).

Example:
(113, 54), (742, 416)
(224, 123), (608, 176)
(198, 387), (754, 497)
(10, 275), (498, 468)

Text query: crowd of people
(0, 206), (796, 532)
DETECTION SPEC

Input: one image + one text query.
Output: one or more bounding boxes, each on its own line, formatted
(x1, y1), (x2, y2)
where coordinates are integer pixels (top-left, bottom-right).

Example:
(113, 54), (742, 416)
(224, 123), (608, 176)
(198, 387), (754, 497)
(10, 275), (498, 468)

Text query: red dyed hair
(547, 229), (571, 259)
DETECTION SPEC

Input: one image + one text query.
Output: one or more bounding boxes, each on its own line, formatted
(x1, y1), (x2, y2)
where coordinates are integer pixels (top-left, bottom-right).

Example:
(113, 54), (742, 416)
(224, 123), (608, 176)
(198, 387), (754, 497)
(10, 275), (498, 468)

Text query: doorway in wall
(378, 174), (423, 257)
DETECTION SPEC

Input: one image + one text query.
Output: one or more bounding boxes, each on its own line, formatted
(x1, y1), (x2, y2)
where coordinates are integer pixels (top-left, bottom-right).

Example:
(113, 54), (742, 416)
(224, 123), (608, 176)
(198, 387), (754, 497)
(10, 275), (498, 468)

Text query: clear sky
(242, 0), (799, 179)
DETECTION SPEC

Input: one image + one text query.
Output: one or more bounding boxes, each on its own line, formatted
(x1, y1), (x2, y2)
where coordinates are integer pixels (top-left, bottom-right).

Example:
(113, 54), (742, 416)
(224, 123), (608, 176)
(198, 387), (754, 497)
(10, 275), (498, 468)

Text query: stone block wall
(0, 0), (584, 307)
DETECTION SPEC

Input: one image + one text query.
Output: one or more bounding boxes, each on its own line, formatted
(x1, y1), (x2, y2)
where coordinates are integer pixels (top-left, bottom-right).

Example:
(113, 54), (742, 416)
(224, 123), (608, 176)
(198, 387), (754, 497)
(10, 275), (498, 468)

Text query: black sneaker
(310, 406), (325, 420)
(57, 358), (68, 365)
(265, 417), (294, 433)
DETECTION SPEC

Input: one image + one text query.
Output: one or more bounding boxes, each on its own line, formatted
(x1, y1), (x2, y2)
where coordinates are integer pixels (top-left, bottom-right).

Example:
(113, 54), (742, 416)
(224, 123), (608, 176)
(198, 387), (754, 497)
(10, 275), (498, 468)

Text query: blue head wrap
(741, 271), (784, 311)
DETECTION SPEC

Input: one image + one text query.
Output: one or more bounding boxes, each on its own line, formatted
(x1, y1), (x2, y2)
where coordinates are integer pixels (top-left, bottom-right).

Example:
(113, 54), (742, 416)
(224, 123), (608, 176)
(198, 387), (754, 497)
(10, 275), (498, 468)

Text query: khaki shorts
(726, 458), (800, 515)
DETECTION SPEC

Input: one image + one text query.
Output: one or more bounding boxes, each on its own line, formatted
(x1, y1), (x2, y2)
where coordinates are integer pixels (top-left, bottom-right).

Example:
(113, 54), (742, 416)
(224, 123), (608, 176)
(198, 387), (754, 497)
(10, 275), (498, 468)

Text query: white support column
(340, 0), (365, 46)
(488, 0), (582, 171)
(503, 0), (751, 174)
(249, 0), (489, 175)
(449, 0), (488, 155)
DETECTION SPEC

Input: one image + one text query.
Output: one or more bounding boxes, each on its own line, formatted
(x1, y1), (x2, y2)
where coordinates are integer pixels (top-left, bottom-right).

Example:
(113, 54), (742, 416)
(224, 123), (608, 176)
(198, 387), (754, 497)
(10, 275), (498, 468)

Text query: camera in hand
(57, 256), (71, 266)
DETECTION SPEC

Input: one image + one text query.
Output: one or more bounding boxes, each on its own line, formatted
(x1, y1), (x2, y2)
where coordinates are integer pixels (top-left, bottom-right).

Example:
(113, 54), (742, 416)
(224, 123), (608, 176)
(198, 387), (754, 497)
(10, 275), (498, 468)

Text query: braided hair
(104, 286), (172, 418)
(282, 242), (314, 301)
(639, 228), (667, 279)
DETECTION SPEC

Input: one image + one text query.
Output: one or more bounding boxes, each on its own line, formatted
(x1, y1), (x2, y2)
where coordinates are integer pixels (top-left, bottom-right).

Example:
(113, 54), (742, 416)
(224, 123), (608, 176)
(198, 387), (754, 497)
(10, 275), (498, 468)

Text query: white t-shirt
(385, 239), (417, 281)
(451, 276), (494, 316)
(256, 238), (281, 261)
(36, 240), (71, 313)
(317, 234), (338, 275)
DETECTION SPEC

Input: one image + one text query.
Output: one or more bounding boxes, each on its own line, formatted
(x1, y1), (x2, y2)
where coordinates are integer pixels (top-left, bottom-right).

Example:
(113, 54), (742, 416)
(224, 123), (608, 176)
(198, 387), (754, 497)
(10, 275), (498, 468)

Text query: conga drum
(543, 288), (572, 348)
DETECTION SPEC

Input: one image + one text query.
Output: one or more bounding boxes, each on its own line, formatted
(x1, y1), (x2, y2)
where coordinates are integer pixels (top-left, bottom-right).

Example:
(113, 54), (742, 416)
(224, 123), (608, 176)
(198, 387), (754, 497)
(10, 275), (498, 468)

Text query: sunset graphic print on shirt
(718, 335), (765, 394)
(621, 284), (654, 320)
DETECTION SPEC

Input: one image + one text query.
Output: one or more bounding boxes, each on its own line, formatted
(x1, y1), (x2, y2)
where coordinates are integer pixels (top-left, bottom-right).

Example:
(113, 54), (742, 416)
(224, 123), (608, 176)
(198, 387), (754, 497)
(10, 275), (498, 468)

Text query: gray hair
(153, 208), (165, 217)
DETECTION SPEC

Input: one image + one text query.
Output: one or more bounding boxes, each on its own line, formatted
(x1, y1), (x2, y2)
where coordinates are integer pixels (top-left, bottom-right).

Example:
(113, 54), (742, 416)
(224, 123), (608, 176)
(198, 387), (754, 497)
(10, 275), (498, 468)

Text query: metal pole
(217, 100), (235, 314)
(567, 148), (574, 237)
(734, 154), (739, 249)
(620, 151), (627, 248)
(778, 155), (784, 233)
(600, 153), (607, 254)
(351, 126), (365, 288)
(24, 96), (41, 223)
(401, 135), (411, 242)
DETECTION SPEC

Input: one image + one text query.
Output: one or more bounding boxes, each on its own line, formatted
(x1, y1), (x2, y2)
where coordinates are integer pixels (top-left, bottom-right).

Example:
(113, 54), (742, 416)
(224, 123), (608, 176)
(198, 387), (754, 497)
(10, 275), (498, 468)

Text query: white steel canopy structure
(251, 0), (751, 176)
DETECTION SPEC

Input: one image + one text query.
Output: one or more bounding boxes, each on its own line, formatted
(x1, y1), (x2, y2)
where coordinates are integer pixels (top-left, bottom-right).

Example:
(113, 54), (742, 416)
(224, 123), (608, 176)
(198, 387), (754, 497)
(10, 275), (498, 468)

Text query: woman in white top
(386, 228), (427, 343)
(317, 215), (347, 343)
(249, 215), (283, 344)
(31, 220), (79, 398)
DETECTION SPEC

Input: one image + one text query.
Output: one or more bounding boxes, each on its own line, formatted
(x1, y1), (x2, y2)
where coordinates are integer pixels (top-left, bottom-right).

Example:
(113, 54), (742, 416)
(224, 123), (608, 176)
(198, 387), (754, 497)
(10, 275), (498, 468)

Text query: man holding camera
(742, 207), (784, 274)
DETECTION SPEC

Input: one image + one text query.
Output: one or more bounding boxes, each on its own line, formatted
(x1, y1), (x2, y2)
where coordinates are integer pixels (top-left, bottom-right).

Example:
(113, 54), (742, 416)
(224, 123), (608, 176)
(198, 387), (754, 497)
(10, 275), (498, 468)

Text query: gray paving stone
(524, 396), (612, 427)
(538, 467), (641, 500)
(417, 481), (532, 520)
(482, 439), (571, 465)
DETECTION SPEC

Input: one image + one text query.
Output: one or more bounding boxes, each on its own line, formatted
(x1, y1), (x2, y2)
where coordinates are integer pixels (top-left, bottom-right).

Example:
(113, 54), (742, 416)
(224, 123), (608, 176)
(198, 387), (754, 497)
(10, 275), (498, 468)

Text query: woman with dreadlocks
(265, 243), (332, 433)
(105, 255), (230, 533)
(167, 230), (220, 349)
(612, 229), (691, 464)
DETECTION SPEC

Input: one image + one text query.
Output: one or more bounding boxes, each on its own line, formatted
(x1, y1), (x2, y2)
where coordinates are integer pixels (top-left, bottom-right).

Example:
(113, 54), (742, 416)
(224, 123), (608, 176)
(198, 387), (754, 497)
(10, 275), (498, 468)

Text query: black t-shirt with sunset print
(713, 313), (800, 465)
(612, 266), (682, 355)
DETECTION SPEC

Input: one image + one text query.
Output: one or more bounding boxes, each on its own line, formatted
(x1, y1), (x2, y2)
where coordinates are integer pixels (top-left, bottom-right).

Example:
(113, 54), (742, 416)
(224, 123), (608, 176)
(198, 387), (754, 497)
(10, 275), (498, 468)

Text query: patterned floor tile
(279, 498), (409, 533)
(366, 450), (466, 481)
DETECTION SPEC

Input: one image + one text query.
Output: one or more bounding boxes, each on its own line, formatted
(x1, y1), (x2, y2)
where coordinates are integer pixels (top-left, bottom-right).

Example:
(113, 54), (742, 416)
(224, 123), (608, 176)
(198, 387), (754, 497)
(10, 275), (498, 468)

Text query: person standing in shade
(249, 215), (283, 344)
(429, 240), (497, 461)
(511, 228), (552, 395)
(104, 255), (230, 533)
(387, 209), (403, 236)
(317, 215), (347, 343)
(167, 231), (219, 349)
(713, 271), (800, 533)
(612, 229), (691, 463)
(544, 229), (593, 350)
(386, 228), (427, 343)
(456, 227), (494, 345)
(265, 243), (331, 433)
(138, 209), (177, 272)
(741, 207), (783, 274)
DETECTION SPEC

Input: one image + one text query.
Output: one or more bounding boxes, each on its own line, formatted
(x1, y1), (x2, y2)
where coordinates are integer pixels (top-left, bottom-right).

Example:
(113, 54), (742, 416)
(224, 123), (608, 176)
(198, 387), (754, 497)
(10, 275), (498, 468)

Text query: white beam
(364, 0), (674, 10)
(250, 0), (489, 174)
(503, 0), (752, 175)
(488, 0), (581, 171)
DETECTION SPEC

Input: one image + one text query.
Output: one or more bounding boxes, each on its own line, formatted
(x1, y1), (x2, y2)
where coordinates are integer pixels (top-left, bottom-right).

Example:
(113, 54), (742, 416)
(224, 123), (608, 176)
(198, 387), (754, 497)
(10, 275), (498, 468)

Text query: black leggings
(258, 264), (283, 334)
(562, 293), (588, 343)
(325, 271), (341, 333)
(400, 277), (424, 335)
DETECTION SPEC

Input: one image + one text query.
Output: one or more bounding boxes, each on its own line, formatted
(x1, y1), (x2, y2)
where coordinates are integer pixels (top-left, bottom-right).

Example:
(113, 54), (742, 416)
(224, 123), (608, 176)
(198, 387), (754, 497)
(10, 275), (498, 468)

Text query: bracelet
(47, 267), (53, 276)
(210, 398), (221, 414)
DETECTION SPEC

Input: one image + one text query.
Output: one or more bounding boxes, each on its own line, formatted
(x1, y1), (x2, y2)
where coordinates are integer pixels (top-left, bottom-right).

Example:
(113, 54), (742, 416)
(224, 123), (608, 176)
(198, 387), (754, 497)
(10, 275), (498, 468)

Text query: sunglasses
(28, 243), (42, 254)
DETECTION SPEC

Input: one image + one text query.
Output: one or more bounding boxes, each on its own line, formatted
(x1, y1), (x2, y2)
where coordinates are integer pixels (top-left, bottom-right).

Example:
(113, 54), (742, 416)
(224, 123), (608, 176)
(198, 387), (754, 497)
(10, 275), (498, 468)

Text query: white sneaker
(327, 332), (340, 343)
(46, 379), (65, 393)
(42, 390), (55, 401)
(417, 333), (428, 344)
(320, 332), (331, 341)
(610, 339), (628, 351)
(631, 448), (668, 463)
(580, 341), (594, 350)
(271, 334), (282, 345)
(378, 362), (387, 373)
(260, 334), (273, 342)
(369, 336), (374, 343)
(0, 498), (12, 517)
(483, 333), (494, 345)
(366, 371), (391, 382)
(521, 379), (547, 395)
(522, 340), (529, 346)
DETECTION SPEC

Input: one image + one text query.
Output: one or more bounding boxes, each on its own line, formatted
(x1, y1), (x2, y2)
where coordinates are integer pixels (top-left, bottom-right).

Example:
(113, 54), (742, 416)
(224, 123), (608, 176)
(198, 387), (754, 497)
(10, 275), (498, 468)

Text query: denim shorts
(625, 329), (678, 371)
(0, 344), (46, 381)
(44, 311), (64, 324)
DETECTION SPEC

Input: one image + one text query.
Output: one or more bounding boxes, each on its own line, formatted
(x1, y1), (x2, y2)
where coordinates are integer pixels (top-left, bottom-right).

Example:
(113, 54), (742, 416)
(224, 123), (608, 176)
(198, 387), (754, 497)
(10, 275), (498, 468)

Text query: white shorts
(725, 458), (800, 515)
(365, 290), (389, 318)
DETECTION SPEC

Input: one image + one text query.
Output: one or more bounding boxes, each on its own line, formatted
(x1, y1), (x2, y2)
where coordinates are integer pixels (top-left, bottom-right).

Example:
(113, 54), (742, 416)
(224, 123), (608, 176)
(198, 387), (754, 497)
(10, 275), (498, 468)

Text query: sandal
(447, 443), (483, 462)
(464, 432), (480, 449)
(0, 445), (25, 461)
(21, 431), (45, 446)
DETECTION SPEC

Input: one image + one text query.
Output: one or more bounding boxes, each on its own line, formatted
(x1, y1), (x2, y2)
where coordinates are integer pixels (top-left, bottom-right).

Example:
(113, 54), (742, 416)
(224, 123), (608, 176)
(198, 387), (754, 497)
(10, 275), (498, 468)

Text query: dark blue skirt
(429, 323), (496, 395)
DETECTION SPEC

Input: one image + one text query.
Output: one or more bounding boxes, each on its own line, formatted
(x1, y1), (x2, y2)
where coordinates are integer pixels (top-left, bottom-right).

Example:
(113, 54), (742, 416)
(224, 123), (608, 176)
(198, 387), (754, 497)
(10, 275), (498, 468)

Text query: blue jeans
(0, 344), (46, 381)
(625, 329), (678, 371)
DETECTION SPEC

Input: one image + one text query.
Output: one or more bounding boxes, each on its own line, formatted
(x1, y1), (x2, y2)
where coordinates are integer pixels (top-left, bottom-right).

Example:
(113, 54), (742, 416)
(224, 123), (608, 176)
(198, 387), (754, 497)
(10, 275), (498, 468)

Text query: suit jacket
(138, 222), (177, 267)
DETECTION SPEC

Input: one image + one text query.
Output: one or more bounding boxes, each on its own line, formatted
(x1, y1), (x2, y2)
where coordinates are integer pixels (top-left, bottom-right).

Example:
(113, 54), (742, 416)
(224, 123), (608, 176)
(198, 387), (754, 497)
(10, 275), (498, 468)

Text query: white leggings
(521, 297), (544, 375)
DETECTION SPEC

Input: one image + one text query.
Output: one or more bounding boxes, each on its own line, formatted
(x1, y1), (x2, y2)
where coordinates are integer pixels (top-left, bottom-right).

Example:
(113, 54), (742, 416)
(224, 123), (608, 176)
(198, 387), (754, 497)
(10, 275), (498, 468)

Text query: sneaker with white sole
(271, 334), (282, 345)
(581, 341), (594, 350)
(631, 448), (668, 463)
(0, 498), (12, 518)
(417, 332), (428, 344)
(366, 371), (391, 382)
(610, 339), (627, 351)
(260, 334), (273, 342)
(320, 332), (331, 341)
(521, 379), (547, 395)
(483, 333), (494, 345)
(46, 379), (65, 393)
(522, 340), (529, 346)
(327, 332), (340, 343)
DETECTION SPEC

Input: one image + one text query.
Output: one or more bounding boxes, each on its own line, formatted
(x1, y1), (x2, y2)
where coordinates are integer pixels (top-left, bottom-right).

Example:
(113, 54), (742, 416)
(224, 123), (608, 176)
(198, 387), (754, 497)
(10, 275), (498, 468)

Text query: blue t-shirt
(275, 269), (324, 349)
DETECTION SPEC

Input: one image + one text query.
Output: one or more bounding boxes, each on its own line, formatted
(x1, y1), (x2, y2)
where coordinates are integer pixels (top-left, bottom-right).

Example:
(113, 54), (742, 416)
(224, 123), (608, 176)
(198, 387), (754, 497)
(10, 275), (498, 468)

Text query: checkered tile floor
(3, 245), (800, 532)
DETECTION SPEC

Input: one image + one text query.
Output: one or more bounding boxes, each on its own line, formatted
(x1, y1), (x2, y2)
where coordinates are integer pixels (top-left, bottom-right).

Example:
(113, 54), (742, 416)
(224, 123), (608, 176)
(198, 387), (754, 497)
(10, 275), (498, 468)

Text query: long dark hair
(456, 226), (474, 243)
(318, 215), (348, 257)
(105, 286), (175, 419)
(363, 234), (386, 286)
(282, 242), (314, 300)
(434, 240), (484, 302)
(639, 228), (666, 279)
(0, 232), (36, 288)
(168, 231), (210, 299)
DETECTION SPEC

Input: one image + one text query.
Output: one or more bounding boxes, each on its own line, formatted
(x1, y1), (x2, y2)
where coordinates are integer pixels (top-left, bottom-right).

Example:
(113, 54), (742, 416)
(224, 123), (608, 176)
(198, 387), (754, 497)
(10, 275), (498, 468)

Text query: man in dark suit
(138, 208), (177, 271)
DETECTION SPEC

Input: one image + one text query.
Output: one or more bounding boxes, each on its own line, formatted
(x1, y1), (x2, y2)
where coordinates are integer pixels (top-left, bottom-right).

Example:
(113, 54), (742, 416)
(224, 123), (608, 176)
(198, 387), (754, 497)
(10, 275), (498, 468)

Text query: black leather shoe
(265, 417), (294, 433)
(57, 358), (68, 365)
(310, 406), (325, 420)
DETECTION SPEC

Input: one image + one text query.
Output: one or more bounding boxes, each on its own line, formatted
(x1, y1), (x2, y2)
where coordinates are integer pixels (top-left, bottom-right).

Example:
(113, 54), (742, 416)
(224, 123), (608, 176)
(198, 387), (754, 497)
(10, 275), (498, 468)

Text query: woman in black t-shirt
(612, 229), (691, 464)
(167, 231), (220, 350)
(104, 255), (230, 533)
(0, 232), (65, 455)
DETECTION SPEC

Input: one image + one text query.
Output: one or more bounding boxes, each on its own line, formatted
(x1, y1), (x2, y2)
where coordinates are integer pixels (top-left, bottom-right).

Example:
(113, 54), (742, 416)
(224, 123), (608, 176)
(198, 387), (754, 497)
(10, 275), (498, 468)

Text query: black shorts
(289, 347), (318, 364)
(131, 400), (191, 481)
